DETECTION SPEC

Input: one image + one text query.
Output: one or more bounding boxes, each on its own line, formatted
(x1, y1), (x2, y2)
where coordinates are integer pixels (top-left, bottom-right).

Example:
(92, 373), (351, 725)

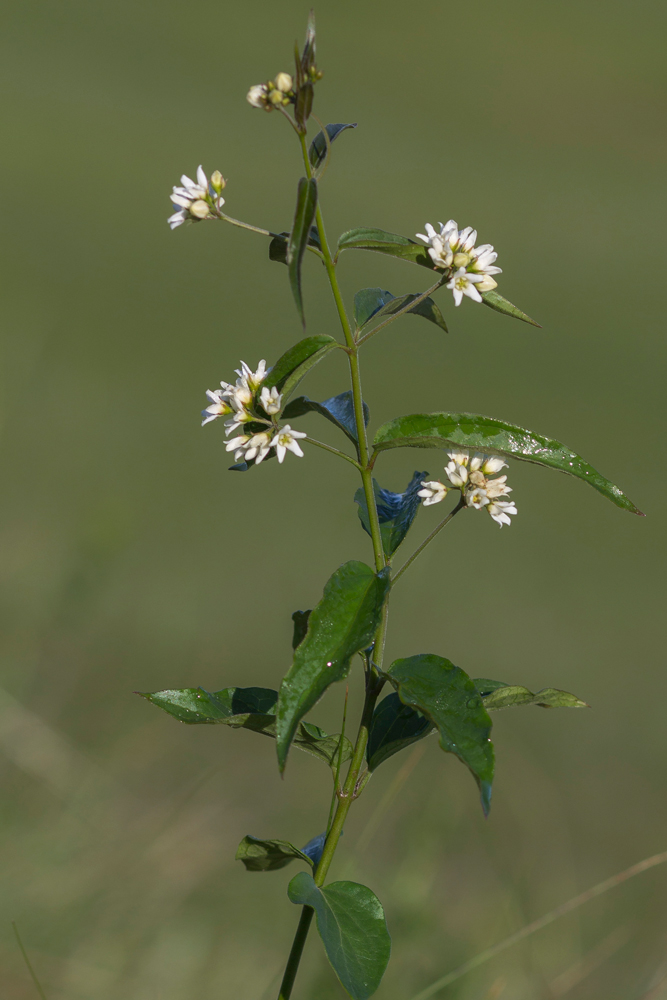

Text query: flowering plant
(142, 14), (642, 1000)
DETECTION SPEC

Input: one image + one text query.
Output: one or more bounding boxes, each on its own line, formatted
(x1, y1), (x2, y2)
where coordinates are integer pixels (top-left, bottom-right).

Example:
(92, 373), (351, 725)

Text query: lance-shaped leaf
(288, 872), (391, 1000)
(337, 228), (433, 268)
(355, 471), (427, 557)
(473, 679), (589, 710)
(269, 226), (321, 265)
(236, 836), (314, 872)
(309, 122), (357, 176)
(287, 177), (318, 327)
(263, 335), (337, 401)
(283, 390), (370, 449)
(276, 561), (391, 771)
(367, 692), (434, 771)
(138, 686), (352, 767)
(354, 287), (447, 334)
(373, 412), (643, 515)
(385, 654), (494, 815)
(481, 289), (540, 327)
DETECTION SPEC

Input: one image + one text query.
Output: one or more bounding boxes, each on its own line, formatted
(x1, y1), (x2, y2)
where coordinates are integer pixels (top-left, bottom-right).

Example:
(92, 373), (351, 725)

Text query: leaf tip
(480, 780), (493, 817)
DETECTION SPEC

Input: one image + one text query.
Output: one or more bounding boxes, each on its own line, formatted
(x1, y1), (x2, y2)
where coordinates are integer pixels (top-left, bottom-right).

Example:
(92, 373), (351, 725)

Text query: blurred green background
(1, 0), (666, 997)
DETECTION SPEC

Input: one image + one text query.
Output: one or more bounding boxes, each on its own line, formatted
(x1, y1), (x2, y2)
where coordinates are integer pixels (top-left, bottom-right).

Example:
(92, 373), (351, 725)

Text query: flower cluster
(202, 360), (306, 465)
(419, 451), (518, 527)
(416, 220), (502, 306)
(247, 72), (295, 111)
(168, 166), (226, 230)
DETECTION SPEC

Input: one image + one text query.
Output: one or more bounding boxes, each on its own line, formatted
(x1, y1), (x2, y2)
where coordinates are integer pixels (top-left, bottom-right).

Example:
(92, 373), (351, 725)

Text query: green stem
(277, 906), (315, 1000)
(304, 436), (361, 470)
(392, 496), (466, 585)
(356, 276), (445, 346)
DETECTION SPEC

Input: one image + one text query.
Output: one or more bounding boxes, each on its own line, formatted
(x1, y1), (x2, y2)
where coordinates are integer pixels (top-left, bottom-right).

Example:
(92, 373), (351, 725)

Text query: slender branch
(277, 906), (314, 1000)
(304, 435), (361, 470)
(328, 685), (349, 831)
(407, 849), (667, 1000)
(219, 213), (324, 259)
(392, 496), (466, 585)
(12, 923), (47, 1000)
(357, 276), (446, 346)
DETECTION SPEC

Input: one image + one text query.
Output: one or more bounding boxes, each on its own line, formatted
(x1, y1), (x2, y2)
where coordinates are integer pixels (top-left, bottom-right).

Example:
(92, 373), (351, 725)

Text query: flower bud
(210, 170), (225, 193)
(452, 252), (471, 268)
(275, 72), (293, 93)
(190, 200), (210, 219)
(475, 275), (498, 292)
(269, 88), (285, 106)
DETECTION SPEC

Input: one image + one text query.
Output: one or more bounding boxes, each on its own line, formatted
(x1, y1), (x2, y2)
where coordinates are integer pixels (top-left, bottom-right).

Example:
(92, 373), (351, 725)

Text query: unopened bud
(275, 72), (293, 93)
(268, 89), (285, 106)
(452, 252), (471, 268)
(211, 170), (225, 193)
(190, 200), (210, 219)
(475, 275), (498, 292)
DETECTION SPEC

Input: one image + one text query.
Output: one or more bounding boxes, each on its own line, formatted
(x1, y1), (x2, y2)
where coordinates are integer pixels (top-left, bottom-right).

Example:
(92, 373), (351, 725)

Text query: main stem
(275, 135), (390, 1000)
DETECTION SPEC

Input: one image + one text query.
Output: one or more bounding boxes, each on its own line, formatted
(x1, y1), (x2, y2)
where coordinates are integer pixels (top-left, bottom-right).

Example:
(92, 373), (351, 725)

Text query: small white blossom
(485, 476), (512, 500)
(247, 84), (269, 108)
(445, 460), (468, 488)
(487, 500), (517, 527)
(244, 432), (273, 464)
(259, 385), (282, 415)
(201, 389), (232, 426)
(273, 425), (307, 463)
(225, 435), (252, 462)
(481, 455), (507, 474)
(466, 487), (489, 510)
(224, 409), (254, 436)
(469, 244), (502, 277)
(418, 481), (448, 506)
(447, 267), (484, 306)
(415, 222), (453, 270)
(169, 166), (225, 229)
(236, 360), (268, 393)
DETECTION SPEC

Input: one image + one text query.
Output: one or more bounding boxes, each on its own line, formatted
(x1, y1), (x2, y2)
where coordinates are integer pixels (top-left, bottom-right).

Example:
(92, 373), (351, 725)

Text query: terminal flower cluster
(247, 72), (295, 111)
(416, 220), (502, 306)
(168, 166), (226, 230)
(419, 450), (518, 527)
(201, 360), (306, 466)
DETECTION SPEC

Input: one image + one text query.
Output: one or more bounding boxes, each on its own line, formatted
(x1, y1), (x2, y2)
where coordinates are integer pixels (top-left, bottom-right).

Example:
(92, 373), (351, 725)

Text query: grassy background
(1, 0), (666, 997)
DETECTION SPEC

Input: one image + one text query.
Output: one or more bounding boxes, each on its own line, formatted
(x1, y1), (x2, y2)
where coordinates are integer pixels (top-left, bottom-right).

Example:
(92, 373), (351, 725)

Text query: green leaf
(373, 412), (643, 515)
(283, 390), (370, 448)
(288, 872), (391, 1000)
(337, 228), (433, 268)
(355, 471), (427, 557)
(236, 836), (313, 872)
(292, 609), (312, 649)
(354, 287), (447, 334)
(269, 227), (321, 265)
(287, 177), (318, 328)
(276, 561), (391, 771)
(263, 335), (337, 401)
(385, 654), (494, 815)
(138, 686), (352, 767)
(309, 122), (357, 176)
(475, 680), (590, 710)
(481, 289), (540, 328)
(367, 692), (434, 771)
(294, 11), (317, 128)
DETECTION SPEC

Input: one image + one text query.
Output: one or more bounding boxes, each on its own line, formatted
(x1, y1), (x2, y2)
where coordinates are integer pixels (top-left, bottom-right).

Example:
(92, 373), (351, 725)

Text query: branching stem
(304, 436), (361, 470)
(392, 496), (466, 585)
(356, 276), (446, 346)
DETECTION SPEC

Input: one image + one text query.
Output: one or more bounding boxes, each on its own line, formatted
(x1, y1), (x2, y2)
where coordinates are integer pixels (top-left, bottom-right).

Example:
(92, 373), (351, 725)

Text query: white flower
(445, 460), (468, 488)
(418, 481), (448, 506)
(469, 244), (502, 276)
(169, 166), (225, 228)
(259, 386), (282, 415)
(485, 475), (512, 500)
(480, 455), (507, 474)
(225, 434), (252, 462)
(487, 500), (518, 527)
(446, 267), (484, 306)
(466, 487), (489, 510)
(273, 425), (307, 463)
(201, 389), (232, 426)
(224, 409), (254, 436)
(244, 432), (273, 464)
(415, 222), (453, 270)
(236, 360), (268, 393)
(447, 450), (470, 467)
(247, 84), (271, 110)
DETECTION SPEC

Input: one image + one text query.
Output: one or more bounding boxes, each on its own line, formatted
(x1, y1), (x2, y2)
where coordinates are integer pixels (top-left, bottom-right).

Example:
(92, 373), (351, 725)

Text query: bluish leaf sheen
(139, 686), (353, 767)
(263, 335), (337, 400)
(355, 471), (427, 556)
(373, 412), (643, 515)
(287, 177), (318, 327)
(353, 287), (447, 333)
(309, 123), (357, 175)
(283, 390), (370, 448)
(235, 835), (313, 872)
(276, 561), (391, 771)
(288, 871), (391, 1000)
(367, 692), (434, 771)
(301, 831), (327, 867)
(473, 679), (589, 710)
(386, 654), (495, 815)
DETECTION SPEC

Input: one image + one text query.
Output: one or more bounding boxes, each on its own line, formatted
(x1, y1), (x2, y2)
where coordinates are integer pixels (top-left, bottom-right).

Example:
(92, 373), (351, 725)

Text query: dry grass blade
(408, 850), (667, 1000)
(549, 924), (631, 996)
